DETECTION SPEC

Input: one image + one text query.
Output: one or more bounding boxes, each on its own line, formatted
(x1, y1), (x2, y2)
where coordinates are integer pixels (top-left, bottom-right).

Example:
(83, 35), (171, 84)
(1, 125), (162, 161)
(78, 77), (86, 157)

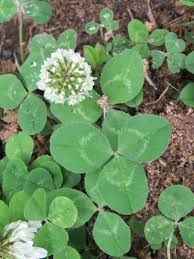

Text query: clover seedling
(85, 7), (119, 36)
(150, 32), (186, 73)
(144, 185), (194, 259)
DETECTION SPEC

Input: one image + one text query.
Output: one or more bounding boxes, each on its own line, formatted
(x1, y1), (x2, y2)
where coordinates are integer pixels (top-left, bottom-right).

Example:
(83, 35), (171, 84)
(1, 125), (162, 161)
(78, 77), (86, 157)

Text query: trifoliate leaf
(128, 19), (148, 43)
(9, 191), (29, 221)
(24, 188), (47, 221)
(2, 159), (28, 200)
(144, 215), (174, 244)
(34, 222), (69, 256)
(185, 51), (194, 73)
(5, 132), (34, 164)
(24, 168), (55, 195)
(101, 49), (144, 104)
(149, 29), (169, 46)
(48, 188), (96, 228)
(18, 95), (47, 135)
(98, 156), (148, 214)
(180, 82), (194, 107)
(165, 32), (185, 53)
(57, 29), (77, 50)
(0, 74), (27, 109)
(179, 217), (194, 247)
(118, 114), (172, 162)
(158, 185), (194, 221)
(85, 22), (101, 35)
(93, 212), (131, 257)
(0, 0), (16, 22)
(102, 109), (131, 151)
(50, 122), (112, 173)
(48, 197), (78, 228)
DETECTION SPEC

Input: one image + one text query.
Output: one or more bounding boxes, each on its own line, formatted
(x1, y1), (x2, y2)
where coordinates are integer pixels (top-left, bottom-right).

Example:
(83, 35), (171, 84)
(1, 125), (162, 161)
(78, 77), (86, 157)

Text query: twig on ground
(100, 27), (104, 41)
(163, 16), (185, 27)
(127, 7), (134, 20)
(146, 0), (157, 29)
(165, 81), (180, 93)
(145, 73), (157, 90)
(144, 60), (157, 90)
(145, 85), (169, 106)
(46, 26), (61, 32)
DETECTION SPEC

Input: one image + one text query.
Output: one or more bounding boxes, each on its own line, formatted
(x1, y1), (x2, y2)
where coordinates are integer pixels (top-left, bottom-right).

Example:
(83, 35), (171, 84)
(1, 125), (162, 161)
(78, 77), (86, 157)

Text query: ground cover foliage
(0, 1), (194, 258)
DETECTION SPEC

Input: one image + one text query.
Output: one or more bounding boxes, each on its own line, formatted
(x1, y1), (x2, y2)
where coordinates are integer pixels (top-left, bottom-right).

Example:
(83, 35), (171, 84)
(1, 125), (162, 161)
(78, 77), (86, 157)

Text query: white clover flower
(0, 220), (47, 259)
(37, 49), (95, 105)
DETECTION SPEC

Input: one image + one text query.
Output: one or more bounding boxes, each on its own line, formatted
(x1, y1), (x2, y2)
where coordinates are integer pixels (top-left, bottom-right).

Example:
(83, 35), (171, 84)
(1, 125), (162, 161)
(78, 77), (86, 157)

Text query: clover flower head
(37, 49), (95, 105)
(0, 220), (47, 259)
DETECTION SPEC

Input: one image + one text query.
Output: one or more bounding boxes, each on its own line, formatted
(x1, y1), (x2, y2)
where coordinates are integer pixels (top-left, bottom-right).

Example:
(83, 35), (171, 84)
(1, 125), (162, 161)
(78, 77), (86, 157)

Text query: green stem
(18, 12), (24, 63)
(167, 228), (174, 259)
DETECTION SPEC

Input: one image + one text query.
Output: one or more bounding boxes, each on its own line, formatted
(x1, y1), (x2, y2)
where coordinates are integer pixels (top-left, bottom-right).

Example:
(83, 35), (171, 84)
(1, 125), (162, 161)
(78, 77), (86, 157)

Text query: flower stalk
(18, 12), (24, 63)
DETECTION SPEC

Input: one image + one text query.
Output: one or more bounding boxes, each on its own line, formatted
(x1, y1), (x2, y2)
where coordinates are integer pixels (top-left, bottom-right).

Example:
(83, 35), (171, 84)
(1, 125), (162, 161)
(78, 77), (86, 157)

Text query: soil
(1, 0), (194, 258)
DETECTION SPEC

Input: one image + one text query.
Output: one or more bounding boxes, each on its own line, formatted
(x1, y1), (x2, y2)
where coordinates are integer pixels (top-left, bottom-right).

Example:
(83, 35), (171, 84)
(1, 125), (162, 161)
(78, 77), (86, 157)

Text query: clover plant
(145, 185), (194, 259)
(0, 4), (194, 258)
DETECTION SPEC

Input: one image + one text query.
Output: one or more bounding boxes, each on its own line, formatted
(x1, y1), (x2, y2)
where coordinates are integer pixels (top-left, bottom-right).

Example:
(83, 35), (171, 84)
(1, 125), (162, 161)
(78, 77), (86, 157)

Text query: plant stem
(18, 12), (24, 63)
(167, 229), (174, 259)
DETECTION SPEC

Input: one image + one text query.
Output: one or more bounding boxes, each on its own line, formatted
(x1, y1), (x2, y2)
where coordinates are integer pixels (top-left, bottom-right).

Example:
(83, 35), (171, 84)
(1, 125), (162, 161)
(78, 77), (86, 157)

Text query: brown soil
(1, 0), (194, 258)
